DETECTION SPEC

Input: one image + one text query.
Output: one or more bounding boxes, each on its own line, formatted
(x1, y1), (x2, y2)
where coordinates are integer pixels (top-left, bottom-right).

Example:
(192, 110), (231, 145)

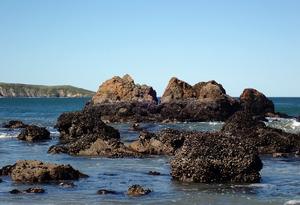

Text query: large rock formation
(48, 107), (138, 157)
(0, 160), (87, 183)
(170, 132), (263, 183)
(240, 88), (274, 115)
(87, 75), (240, 123)
(92, 74), (158, 104)
(17, 125), (50, 142)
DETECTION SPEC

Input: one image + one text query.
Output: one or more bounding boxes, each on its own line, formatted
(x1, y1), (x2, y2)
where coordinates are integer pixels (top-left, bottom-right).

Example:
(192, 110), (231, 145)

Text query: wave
(284, 200), (300, 205)
(266, 118), (300, 134)
(0, 133), (18, 139)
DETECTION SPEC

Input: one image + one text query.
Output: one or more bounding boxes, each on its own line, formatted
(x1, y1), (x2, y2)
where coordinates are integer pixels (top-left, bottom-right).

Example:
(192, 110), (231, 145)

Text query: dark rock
(9, 189), (22, 194)
(2, 160), (87, 183)
(240, 88), (274, 115)
(222, 111), (300, 154)
(49, 108), (139, 157)
(0, 178), (2, 183)
(55, 107), (120, 143)
(59, 182), (76, 188)
(170, 132), (263, 183)
(97, 189), (117, 195)
(9, 187), (45, 194)
(148, 171), (161, 176)
(3, 120), (28, 129)
(127, 185), (151, 196)
(92, 74), (158, 104)
(25, 187), (45, 193)
(17, 125), (50, 142)
(131, 123), (143, 131)
(0, 164), (14, 176)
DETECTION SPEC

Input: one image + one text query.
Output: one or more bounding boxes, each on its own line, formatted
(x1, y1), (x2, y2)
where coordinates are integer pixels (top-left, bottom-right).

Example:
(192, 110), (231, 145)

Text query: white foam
(284, 200), (300, 205)
(0, 133), (17, 139)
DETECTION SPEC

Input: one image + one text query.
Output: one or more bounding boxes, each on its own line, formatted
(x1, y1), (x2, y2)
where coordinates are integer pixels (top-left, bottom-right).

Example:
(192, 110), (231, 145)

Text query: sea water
(0, 97), (299, 205)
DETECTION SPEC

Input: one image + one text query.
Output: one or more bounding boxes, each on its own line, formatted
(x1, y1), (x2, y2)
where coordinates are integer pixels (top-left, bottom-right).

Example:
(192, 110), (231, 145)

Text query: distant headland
(0, 82), (95, 98)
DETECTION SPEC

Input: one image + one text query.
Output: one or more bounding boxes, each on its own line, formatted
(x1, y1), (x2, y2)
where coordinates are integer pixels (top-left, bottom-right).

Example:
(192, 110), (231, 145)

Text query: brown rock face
(193, 80), (226, 99)
(161, 77), (195, 103)
(92, 74), (157, 104)
(2, 160), (87, 183)
(161, 78), (227, 103)
(17, 125), (50, 142)
(240, 88), (274, 115)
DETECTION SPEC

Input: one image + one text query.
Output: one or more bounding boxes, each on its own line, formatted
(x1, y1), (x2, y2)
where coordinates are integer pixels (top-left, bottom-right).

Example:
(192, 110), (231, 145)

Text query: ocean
(0, 97), (299, 205)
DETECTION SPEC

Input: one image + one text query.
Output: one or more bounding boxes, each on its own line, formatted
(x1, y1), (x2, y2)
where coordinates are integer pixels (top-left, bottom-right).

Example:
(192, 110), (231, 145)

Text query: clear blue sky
(0, 0), (299, 96)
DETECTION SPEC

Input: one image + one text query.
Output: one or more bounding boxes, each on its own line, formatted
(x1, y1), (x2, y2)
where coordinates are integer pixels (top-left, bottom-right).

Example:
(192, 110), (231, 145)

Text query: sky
(0, 0), (299, 97)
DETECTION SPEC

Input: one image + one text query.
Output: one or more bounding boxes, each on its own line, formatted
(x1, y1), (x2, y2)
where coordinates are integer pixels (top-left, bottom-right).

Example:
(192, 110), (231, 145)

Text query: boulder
(127, 185), (151, 197)
(240, 88), (275, 115)
(3, 120), (28, 129)
(17, 125), (50, 142)
(170, 132), (263, 183)
(49, 108), (139, 157)
(1, 160), (87, 183)
(222, 111), (300, 154)
(161, 77), (195, 103)
(129, 129), (186, 155)
(92, 74), (157, 104)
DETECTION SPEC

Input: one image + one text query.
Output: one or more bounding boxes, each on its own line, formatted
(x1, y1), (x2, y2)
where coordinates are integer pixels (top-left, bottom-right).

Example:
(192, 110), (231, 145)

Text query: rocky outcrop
(87, 76), (240, 123)
(17, 125), (50, 142)
(0, 83), (94, 97)
(240, 88), (274, 115)
(3, 120), (28, 129)
(0, 160), (87, 183)
(170, 132), (263, 183)
(49, 108), (139, 157)
(92, 74), (157, 104)
(127, 185), (151, 196)
(222, 111), (300, 154)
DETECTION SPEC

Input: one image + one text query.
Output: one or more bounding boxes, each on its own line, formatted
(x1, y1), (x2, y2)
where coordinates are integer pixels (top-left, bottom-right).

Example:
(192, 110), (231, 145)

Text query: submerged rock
(222, 111), (300, 154)
(59, 182), (76, 188)
(1, 160), (87, 183)
(240, 88), (274, 115)
(97, 189), (118, 195)
(148, 171), (161, 176)
(3, 120), (28, 129)
(127, 185), (151, 196)
(92, 74), (158, 104)
(170, 132), (263, 183)
(9, 187), (45, 194)
(17, 125), (50, 142)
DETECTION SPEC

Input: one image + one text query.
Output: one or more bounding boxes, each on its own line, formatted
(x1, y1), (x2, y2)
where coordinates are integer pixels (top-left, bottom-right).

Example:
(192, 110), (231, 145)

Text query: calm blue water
(0, 97), (299, 205)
